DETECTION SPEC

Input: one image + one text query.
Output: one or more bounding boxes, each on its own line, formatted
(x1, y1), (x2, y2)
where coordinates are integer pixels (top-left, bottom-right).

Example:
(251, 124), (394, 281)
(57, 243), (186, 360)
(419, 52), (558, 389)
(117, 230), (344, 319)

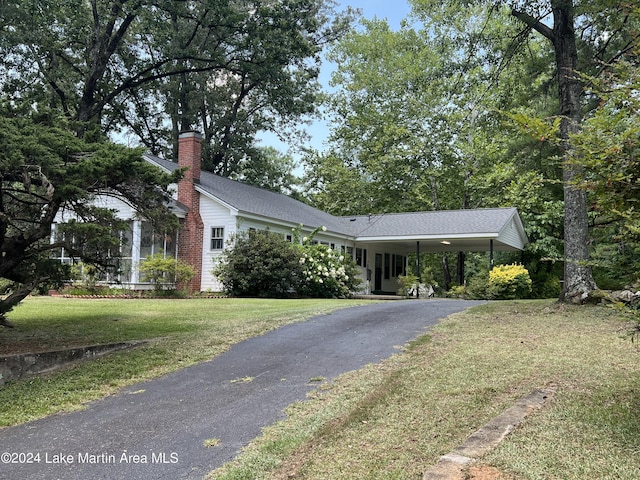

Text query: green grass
(4, 298), (640, 479)
(208, 300), (640, 480)
(0, 296), (371, 426)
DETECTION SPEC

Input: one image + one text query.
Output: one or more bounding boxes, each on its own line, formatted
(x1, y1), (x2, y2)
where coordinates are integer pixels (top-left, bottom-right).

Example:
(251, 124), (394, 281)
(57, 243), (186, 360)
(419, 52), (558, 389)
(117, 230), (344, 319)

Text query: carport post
(490, 239), (494, 270)
(416, 241), (420, 298)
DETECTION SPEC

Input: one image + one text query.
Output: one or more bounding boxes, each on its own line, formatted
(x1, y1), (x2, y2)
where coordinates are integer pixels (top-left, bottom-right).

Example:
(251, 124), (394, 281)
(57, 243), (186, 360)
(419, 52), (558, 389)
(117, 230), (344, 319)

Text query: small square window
(211, 227), (225, 250)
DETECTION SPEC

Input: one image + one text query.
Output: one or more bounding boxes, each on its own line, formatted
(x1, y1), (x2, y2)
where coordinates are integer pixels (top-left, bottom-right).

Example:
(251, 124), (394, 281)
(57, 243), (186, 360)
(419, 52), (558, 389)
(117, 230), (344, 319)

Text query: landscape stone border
(0, 341), (146, 386)
(423, 386), (556, 480)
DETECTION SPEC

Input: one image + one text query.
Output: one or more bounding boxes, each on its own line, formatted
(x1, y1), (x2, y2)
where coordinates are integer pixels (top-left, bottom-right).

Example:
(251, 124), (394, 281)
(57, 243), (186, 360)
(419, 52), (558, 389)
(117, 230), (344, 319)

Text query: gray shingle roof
(146, 155), (354, 235)
(347, 208), (520, 238)
(145, 155), (527, 250)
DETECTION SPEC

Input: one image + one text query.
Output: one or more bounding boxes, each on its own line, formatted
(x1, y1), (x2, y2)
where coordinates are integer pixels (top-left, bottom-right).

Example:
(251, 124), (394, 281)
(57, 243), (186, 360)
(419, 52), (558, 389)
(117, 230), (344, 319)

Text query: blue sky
(258, 1), (413, 157)
(338, 1), (411, 30)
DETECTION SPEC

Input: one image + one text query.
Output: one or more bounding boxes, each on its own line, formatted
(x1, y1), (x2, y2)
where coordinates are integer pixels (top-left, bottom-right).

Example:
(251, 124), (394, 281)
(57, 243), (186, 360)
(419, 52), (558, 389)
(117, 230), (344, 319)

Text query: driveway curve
(0, 299), (483, 480)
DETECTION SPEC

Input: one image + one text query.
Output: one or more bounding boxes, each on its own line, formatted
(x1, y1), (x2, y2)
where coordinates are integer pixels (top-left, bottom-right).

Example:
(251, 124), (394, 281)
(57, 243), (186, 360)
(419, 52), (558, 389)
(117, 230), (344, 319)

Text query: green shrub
(530, 271), (562, 299)
(139, 254), (196, 294)
(0, 278), (13, 295)
(397, 274), (419, 297)
(214, 227), (361, 298)
(488, 263), (532, 299)
(62, 285), (112, 296)
(466, 269), (490, 299)
(214, 230), (302, 298)
(447, 285), (466, 298)
(70, 262), (99, 291)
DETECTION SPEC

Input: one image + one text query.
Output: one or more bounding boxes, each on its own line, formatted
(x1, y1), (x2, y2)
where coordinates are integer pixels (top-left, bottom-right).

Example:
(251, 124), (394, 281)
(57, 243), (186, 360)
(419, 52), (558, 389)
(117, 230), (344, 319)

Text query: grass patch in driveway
(209, 300), (640, 480)
(0, 296), (371, 427)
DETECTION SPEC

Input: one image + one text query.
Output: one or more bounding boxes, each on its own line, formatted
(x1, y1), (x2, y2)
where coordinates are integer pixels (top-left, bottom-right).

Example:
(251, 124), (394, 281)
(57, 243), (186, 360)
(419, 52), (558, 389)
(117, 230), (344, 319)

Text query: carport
(347, 207), (529, 292)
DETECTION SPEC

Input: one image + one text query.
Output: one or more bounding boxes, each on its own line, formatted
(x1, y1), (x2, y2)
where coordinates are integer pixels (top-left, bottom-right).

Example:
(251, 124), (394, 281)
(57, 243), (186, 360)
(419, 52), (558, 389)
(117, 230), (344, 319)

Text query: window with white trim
(211, 227), (225, 250)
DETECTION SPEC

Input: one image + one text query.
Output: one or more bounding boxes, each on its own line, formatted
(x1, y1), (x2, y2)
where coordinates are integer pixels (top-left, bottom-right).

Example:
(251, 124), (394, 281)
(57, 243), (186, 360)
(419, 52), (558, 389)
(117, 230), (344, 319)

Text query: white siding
(498, 217), (524, 250)
(235, 217), (352, 250)
(352, 244), (409, 294)
(199, 196), (237, 291)
(200, 213), (357, 293)
(54, 194), (137, 222)
(95, 195), (138, 218)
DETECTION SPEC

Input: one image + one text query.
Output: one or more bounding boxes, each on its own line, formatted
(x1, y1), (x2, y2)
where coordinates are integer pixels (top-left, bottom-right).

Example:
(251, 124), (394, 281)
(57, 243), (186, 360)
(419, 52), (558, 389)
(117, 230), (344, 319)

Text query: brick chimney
(177, 131), (204, 293)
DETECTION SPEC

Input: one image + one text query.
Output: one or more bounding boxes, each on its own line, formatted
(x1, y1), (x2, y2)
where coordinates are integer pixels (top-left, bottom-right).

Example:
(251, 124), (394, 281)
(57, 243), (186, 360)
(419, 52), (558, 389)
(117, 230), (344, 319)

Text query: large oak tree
(0, 0), (352, 174)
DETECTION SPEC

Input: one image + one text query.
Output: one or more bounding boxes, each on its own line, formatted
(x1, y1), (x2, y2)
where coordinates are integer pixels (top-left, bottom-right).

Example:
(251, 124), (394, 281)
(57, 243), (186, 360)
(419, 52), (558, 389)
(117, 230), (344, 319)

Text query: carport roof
(347, 208), (528, 252)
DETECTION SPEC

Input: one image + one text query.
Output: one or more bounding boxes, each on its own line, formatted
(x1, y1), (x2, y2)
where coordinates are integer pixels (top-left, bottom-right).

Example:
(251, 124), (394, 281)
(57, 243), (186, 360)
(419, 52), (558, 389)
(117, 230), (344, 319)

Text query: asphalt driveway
(0, 299), (483, 480)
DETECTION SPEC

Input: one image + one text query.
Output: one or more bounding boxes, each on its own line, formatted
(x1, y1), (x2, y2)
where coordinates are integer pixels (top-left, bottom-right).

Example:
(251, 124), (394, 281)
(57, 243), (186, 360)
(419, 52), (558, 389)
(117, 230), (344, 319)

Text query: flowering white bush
(294, 225), (360, 298)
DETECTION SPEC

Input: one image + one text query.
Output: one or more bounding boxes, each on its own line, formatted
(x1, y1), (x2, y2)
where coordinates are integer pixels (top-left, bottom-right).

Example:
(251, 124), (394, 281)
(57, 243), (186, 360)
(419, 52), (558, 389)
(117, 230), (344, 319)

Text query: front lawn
(4, 298), (639, 480)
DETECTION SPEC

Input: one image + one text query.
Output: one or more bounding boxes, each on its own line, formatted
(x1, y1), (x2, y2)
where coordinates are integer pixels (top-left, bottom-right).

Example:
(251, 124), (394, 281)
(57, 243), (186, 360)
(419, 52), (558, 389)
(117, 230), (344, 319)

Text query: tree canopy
(0, 110), (179, 325)
(303, 0), (639, 300)
(0, 0), (353, 175)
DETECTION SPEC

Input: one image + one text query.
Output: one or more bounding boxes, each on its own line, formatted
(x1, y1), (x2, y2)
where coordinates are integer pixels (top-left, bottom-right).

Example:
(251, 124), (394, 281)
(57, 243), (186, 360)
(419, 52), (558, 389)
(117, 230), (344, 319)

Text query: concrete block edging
(423, 386), (556, 480)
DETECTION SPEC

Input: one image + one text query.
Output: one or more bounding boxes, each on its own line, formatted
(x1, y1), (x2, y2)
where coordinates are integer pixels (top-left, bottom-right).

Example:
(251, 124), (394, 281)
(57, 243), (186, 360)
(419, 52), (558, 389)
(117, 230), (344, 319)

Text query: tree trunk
(456, 251), (465, 285)
(0, 278), (41, 328)
(551, 1), (597, 301)
(512, 1), (597, 302)
(441, 254), (452, 291)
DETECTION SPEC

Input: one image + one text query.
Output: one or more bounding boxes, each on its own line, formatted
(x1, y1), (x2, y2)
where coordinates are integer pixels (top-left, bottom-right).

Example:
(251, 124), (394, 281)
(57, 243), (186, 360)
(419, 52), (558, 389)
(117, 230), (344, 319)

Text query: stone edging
(423, 386), (556, 480)
(0, 341), (146, 386)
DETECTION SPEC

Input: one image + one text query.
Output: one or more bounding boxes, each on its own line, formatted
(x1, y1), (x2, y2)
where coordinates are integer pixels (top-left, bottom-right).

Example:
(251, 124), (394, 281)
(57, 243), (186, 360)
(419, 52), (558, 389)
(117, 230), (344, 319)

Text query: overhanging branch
(511, 8), (555, 43)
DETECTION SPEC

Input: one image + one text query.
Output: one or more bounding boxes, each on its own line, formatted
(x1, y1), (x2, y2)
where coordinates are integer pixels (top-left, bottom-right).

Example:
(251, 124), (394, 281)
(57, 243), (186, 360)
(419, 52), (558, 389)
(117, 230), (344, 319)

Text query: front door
(375, 254), (383, 291)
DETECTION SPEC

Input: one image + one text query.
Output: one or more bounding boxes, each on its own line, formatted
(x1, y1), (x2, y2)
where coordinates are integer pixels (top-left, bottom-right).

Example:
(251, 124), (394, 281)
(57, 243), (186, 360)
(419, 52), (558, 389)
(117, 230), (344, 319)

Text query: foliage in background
(465, 268), (491, 300)
(65, 263), (114, 296)
(571, 40), (640, 291)
(308, 0), (640, 300)
(529, 269), (562, 299)
(70, 263), (99, 292)
(230, 147), (301, 197)
(397, 274), (419, 297)
(302, 5), (566, 290)
(0, 0), (354, 178)
(139, 254), (196, 296)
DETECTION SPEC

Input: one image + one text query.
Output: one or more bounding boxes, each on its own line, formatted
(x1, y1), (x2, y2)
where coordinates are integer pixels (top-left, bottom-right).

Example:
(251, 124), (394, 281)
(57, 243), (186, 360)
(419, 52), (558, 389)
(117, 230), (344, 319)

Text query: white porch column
(130, 220), (142, 284)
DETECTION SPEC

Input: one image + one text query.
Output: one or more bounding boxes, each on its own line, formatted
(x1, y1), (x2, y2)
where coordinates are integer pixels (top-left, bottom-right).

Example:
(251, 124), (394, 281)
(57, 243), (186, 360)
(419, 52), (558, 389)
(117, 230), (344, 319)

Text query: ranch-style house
(53, 131), (528, 294)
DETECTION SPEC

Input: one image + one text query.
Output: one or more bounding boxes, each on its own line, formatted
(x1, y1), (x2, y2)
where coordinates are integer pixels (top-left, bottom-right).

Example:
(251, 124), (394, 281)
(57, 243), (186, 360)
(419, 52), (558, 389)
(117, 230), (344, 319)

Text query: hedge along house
(53, 131), (528, 293)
